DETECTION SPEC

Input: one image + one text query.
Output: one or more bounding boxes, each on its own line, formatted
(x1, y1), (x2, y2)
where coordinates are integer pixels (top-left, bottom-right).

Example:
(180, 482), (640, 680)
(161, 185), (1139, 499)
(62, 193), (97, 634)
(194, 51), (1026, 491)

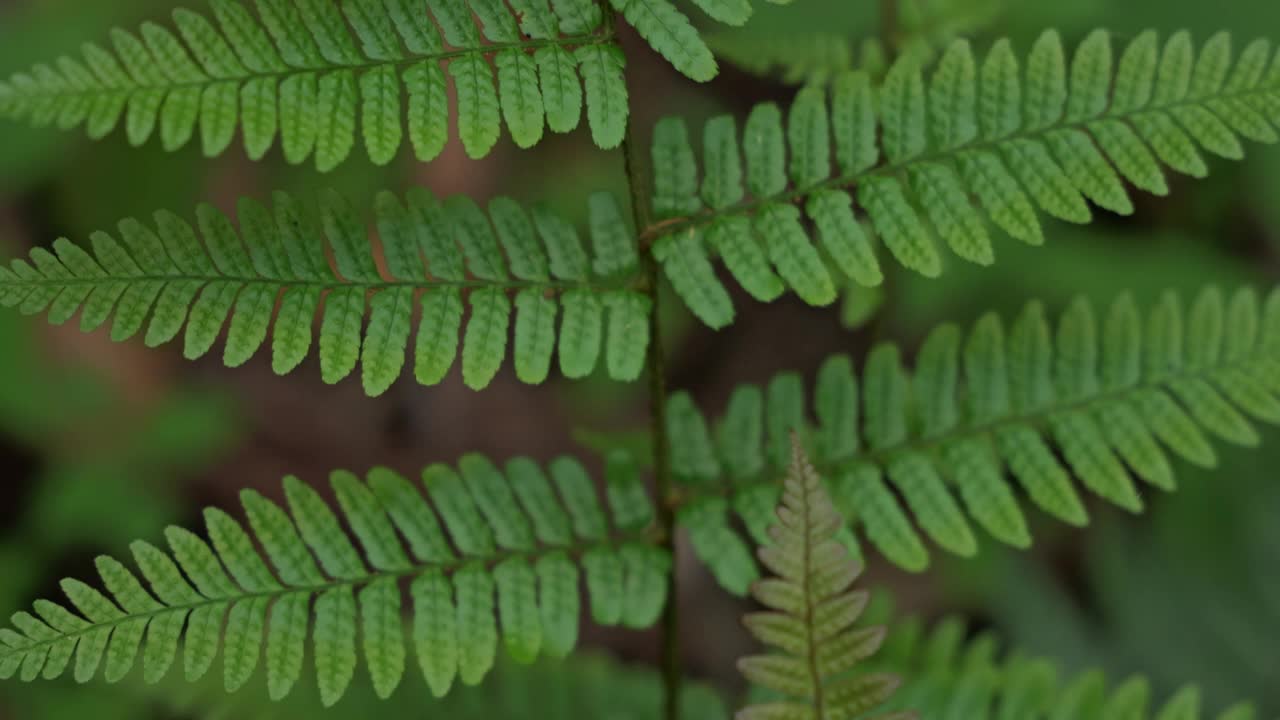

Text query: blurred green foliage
(963, 430), (1280, 716)
(0, 312), (236, 719)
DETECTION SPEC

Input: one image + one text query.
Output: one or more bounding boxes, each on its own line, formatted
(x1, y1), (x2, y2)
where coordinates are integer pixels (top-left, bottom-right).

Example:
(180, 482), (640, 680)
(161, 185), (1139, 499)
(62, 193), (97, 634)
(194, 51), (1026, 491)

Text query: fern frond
(736, 438), (910, 720)
(0, 452), (667, 705)
(669, 284), (1280, 583)
(869, 617), (1258, 719)
(0, 0), (629, 167)
(145, 652), (730, 717)
(644, 30), (1280, 328)
(0, 187), (648, 394)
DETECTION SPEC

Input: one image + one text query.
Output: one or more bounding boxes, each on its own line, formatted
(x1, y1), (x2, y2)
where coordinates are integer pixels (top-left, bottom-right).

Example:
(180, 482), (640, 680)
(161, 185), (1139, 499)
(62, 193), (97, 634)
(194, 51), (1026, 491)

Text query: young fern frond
(0, 0), (629, 168)
(669, 284), (1280, 586)
(645, 30), (1280, 328)
(870, 618), (1258, 719)
(736, 438), (909, 720)
(0, 452), (669, 705)
(0, 187), (649, 394)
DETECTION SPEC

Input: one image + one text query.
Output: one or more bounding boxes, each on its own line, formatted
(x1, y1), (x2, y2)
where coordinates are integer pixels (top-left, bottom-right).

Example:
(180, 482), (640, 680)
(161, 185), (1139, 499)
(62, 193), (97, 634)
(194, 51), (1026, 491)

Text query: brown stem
(607, 10), (681, 719)
(881, 0), (900, 55)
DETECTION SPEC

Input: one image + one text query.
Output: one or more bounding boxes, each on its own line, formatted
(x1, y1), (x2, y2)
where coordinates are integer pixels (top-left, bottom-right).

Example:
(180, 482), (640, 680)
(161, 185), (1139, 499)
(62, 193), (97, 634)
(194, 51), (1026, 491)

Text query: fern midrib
(2, 33), (612, 103)
(637, 80), (1280, 246)
(0, 525), (660, 661)
(798, 473), (826, 718)
(0, 271), (641, 294)
(675, 349), (1273, 504)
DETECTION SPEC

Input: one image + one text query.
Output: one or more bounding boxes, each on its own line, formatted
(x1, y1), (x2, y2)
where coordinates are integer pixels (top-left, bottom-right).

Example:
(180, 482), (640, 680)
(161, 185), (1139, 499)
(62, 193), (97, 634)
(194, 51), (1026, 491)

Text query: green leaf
(610, 0), (717, 82)
(450, 54), (501, 160)
(538, 47), (583, 134)
(755, 204), (835, 306)
(652, 117), (702, 219)
(496, 50), (545, 149)
(559, 291), (603, 378)
(462, 288), (511, 390)
(576, 44), (628, 149)
(359, 65), (402, 165)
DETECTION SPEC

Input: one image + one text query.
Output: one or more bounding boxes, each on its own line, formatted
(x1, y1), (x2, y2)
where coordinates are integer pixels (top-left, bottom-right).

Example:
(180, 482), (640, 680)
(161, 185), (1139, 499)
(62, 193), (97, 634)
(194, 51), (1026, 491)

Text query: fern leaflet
(0, 452), (668, 705)
(736, 437), (910, 720)
(0, 187), (649, 394)
(0, 0), (629, 167)
(644, 30), (1280, 328)
(669, 285), (1280, 582)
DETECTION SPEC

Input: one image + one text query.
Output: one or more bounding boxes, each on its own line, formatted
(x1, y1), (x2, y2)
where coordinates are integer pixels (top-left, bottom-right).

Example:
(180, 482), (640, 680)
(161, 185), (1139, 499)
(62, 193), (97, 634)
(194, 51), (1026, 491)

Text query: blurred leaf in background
(0, 314), (237, 719)
(962, 428), (1280, 717)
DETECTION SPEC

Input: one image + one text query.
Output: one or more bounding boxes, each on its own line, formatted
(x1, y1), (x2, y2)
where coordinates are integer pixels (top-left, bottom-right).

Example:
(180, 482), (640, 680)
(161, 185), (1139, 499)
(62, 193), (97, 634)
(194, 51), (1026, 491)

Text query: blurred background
(1, 0), (1278, 717)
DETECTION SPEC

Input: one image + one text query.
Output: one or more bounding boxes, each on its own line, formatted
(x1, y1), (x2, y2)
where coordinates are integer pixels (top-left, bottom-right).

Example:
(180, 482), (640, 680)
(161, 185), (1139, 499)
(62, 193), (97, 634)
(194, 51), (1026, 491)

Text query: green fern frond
(644, 30), (1280, 328)
(0, 452), (668, 705)
(0, 0), (629, 167)
(0, 187), (649, 394)
(869, 617), (1258, 719)
(147, 652), (730, 718)
(670, 284), (1280, 583)
(736, 437), (910, 720)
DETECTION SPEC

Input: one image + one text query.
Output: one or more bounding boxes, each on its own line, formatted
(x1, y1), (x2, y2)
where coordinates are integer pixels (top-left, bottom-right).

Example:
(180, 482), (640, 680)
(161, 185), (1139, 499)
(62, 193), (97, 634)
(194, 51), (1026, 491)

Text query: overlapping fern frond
(646, 30), (1280, 328)
(705, 0), (1001, 86)
(0, 187), (649, 394)
(736, 438), (909, 720)
(0, 452), (669, 705)
(0, 0), (629, 167)
(869, 618), (1259, 719)
(669, 285), (1280, 585)
(705, 31), (860, 86)
(605, 0), (795, 83)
